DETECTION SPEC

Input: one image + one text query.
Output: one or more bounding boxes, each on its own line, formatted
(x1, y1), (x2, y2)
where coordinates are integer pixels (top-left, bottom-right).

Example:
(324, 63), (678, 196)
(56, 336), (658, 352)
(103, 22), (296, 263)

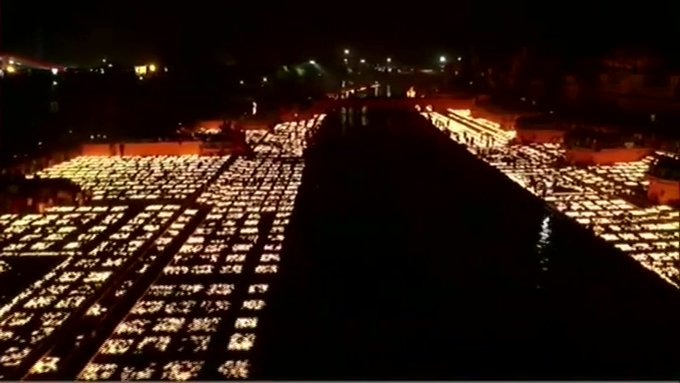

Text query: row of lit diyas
(76, 116), (320, 380)
(253, 116), (326, 157)
(78, 157), (305, 380)
(423, 111), (680, 288)
(424, 111), (514, 150)
(0, 115), (323, 379)
(485, 145), (652, 197)
(34, 156), (229, 201)
(0, 206), (128, 256)
(244, 130), (269, 146)
(446, 108), (516, 145)
(0, 204), (181, 377)
(24, 207), (200, 379)
(0, 207), (127, 318)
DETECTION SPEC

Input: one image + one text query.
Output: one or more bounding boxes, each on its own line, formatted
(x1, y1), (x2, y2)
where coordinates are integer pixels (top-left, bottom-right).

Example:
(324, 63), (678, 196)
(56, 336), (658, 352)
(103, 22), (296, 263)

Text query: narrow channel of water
(254, 109), (680, 380)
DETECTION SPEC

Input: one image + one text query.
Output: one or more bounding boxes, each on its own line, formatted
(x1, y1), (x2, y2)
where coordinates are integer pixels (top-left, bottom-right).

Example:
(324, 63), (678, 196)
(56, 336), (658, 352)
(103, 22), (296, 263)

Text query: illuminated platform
(0, 116), (325, 380)
(424, 109), (680, 288)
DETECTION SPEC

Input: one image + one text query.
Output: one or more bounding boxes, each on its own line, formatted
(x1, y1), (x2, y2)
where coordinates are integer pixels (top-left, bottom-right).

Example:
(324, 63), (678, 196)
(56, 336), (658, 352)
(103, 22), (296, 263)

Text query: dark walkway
(254, 109), (680, 380)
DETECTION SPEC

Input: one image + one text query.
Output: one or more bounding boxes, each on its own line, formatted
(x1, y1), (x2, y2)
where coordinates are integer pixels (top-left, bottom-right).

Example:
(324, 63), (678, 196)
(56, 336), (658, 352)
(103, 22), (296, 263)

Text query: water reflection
(341, 107), (357, 133)
(536, 213), (553, 289)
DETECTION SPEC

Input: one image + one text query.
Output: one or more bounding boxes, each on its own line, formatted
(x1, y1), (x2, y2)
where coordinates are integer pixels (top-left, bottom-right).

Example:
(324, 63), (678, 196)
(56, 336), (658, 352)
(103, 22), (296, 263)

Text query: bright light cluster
(425, 109), (515, 148)
(0, 204), (180, 377)
(76, 116), (319, 380)
(254, 115), (326, 157)
(34, 156), (229, 201)
(245, 129), (268, 146)
(80, 156), (303, 380)
(111, 208), (200, 300)
(423, 111), (680, 287)
(0, 115), (323, 380)
(0, 205), (127, 256)
(22, 207), (204, 379)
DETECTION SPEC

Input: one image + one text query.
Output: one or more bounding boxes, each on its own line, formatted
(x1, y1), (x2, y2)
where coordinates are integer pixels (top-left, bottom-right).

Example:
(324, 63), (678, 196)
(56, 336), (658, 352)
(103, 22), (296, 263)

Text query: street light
(360, 59), (366, 64)
(309, 60), (316, 65)
(344, 49), (350, 55)
(439, 56), (447, 63)
(386, 57), (392, 63)
(457, 56), (462, 62)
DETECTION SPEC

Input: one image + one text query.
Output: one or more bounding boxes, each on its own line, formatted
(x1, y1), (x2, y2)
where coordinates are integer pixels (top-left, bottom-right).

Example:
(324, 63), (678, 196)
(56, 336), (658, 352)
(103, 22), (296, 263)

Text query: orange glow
(406, 87), (416, 98)
(647, 176), (680, 206)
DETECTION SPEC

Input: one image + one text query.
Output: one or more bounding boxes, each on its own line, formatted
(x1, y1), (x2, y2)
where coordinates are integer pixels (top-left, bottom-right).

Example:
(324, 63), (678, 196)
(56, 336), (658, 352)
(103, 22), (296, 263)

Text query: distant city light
(386, 57), (392, 63)
(6, 65), (16, 74)
(102, 58), (107, 63)
(457, 56), (462, 61)
(343, 58), (348, 63)
(51, 68), (59, 75)
(262, 76), (268, 83)
(344, 49), (350, 55)
(164, 67), (169, 72)
(406, 86), (416, 98)
(149, 64), (157, 72)
(8, 60), (15, 65)
(52, 81), (58, 86)
(309, 60), (316, 65)
(360, 59), (366, 64)
(439, 56), (447, 63)
(108, 63), (113, 68)
(239, 80), (244, 85)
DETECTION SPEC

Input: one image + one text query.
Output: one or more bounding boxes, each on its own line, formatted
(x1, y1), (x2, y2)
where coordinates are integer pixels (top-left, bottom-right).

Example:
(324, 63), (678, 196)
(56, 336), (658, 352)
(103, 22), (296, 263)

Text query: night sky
(2, 0), (678, 66)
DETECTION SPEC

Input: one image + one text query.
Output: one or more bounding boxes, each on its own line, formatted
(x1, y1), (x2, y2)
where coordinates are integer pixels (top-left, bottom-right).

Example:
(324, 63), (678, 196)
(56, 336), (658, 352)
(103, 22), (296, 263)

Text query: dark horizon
(2, 0), (679, 66)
